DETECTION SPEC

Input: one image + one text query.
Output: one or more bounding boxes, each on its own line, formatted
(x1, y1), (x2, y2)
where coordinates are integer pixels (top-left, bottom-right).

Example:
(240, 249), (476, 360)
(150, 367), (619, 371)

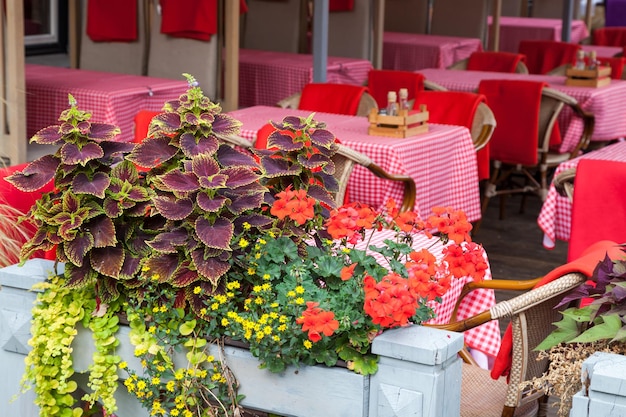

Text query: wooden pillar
(491, 0), (502, 51)
(373, 0), (384, 69)
(222, 0), (240, 112)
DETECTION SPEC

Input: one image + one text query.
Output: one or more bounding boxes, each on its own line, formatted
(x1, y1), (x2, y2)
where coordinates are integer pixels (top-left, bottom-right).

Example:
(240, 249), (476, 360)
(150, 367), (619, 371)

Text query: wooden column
(373, 0), (384, 69)
(491, 0), (502, 51)
(222, 0), (239, 112)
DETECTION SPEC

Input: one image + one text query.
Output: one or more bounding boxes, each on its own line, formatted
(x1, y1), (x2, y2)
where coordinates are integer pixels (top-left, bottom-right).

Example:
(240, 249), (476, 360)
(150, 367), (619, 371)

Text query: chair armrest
(424, 80), (448, 91)
(543, 88), (595, 157)
(277, 92), (301, 109)
(215, 133), (255, 149)
(553, 167), (577, 202)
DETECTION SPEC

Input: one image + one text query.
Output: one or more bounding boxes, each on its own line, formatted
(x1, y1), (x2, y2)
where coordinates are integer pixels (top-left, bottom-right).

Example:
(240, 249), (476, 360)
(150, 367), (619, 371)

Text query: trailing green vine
(20, 274), (122, 416)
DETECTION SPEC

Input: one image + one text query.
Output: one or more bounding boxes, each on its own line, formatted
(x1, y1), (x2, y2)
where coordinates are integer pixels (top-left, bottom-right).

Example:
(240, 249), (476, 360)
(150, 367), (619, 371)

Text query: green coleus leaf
(535, 307), (592, 350)
(571, 313), (623, 344)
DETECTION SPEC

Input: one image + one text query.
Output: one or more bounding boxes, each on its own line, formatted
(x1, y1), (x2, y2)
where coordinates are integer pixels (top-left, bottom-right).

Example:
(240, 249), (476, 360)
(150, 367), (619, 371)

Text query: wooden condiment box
(367, 106), (429, 138)
(565, 66), (611, 87)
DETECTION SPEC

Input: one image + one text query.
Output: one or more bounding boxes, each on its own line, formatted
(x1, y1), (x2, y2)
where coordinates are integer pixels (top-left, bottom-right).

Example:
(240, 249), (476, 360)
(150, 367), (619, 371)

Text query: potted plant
(7, 75), (487, 417)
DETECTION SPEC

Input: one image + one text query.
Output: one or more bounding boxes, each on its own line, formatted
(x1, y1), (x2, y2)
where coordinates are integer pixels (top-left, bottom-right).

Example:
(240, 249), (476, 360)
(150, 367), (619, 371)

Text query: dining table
(238, 49), (373, 108)
(538, 140), (626, 249)
(489, 16), (589, 53)
(227, 105), (482, 223)
(361, 228), (500, 365)
(581, 44), (624, 58)
(25, 64), (189, 143)
(417, 68), (626, 154)
(382, 32), (484, 71)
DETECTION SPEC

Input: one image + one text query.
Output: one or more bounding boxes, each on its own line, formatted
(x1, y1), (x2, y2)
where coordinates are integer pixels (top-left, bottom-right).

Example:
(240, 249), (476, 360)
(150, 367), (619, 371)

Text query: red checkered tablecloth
(417, 69), (626, 153)
(538, 140), (626, 249)
(488, 17), (589, 53)
(227, 106), (482, 222)
(238, 49), (373, 108)
(359, 229), (500, 359)
(25, 64), (189, 143)
(383, 32), (483, 71)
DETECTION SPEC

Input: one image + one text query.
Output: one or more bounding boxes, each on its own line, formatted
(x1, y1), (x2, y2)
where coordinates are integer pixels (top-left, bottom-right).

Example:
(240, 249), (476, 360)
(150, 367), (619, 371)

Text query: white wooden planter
(1, 259), (464, 417)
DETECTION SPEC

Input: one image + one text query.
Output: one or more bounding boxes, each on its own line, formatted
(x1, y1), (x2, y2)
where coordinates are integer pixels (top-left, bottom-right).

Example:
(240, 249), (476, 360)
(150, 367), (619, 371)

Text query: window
(25, 0), (68, 55)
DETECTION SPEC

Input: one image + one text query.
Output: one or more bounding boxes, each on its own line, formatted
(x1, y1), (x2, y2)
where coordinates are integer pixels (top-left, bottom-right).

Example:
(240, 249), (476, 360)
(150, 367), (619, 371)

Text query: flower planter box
(1, 259), (464, 417)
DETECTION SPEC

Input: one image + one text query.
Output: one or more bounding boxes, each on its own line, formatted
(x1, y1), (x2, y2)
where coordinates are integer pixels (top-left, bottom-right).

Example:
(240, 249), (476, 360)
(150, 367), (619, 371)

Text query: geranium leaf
(72, 172), (110, 198)
(180, 132), (220, 157)
(158, 169), (200, 192)
(223, 167), (260, 188)
(5, 155), (58, 192)
(88, 216), (117, 248)
(127, 136), (179, 168)
(153, 196), (194, 220)
(64, 232), (95, 266)
(31, 125), (63, 145)
(91, 246), (125, 278)
(195, 216), (233, 250)
(61, 142), (105, 165)
(197, 193), (228, 212)
(88, 122), (121, 141)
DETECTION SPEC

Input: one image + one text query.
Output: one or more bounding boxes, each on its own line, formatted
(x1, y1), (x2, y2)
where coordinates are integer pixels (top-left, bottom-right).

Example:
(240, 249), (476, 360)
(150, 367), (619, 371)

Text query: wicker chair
(478, 81), (595, 220)
(215, 133), (417, 212)
(429, 271), (588, 417)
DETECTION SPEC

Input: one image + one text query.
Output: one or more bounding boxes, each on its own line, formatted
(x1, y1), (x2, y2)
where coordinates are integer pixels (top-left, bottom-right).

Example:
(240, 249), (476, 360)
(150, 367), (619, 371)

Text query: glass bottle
(588, 50), (598, 70)
(575, 50), (586, 70)
(398, 88), (409, 112)
(386, 91), (398, 116)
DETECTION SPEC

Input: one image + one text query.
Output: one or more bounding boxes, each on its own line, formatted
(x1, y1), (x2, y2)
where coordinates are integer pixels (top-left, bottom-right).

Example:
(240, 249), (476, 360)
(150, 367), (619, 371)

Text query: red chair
(449, 51), (529, 74)
(592, 27), (626, 48)
(277, 83), (377, 117)
(367, 69), (425, 109)
(133, 110), (160, 143)
(413, 90), (495, 181)
(597, 56), (626, 79)
(518, 40), (581, 74)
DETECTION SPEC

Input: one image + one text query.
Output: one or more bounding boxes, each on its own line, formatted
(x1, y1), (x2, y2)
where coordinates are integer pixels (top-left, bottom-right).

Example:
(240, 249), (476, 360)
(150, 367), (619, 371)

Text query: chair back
(242, 0), (305, 53)
(367, 70), (425, 109)
(384, 0), (429, 33)
(592, 27), (626, 48)
(568, 159), (626, 261)
(328, 0), (373, 60)
(146, 0), (220, 99)
(133, 110), (161, 143)
(518, 40), (581, 74)
(597, 56), (626, 79)
(460, 51), (529, 74)
(79, 0), (147, 74)
(430, 0), (490, 46)
(297, 83), (372, 116)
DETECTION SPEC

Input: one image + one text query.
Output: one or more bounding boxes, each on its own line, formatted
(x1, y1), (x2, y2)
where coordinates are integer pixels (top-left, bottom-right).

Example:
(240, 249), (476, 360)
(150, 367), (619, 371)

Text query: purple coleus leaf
(88, 216), (117, 248)
(72, 172), (110, 198)
(309, 128), (336, 147)
(64, 232), (95, 267)
(32, 125), (63, 145)
(103, 198), (123, 218)
(195, 216), (233, 250)
(211, 113), (243, 137)
(153, 196), (194, 220)
(127, 136), (179, 168)
(227, 192), (266, 215)
(191, 154), (222, 187)
(197, 193), (228, 212)
(65, 263), (98, 288)
(119, 254), (142, 280)
(61, 142), (105, 166)
(180, 132), (220, 157)
(5, 154), (59, 192)
(267, 131), (304, 152)
(261, 156), (302, 178)
(307, 184), (336, 209)
(90, 246), (125, 278)
(321, 158), (336, 175)
(223, 167), (260, 188)
(169, 261), (200, 288)
(277, 116), (307, 130)
(88, 122), (121, 141)
(216, 144), (260, 169)
(297, 153), (331, 170)
(99, 141), (136, 160)
(111, 160), (139, 183)
(149, 112), (181, 135)
(148, 229), (189, 253)
(145, 253), (180, 283)
(316, 171), (339, 193)
(158, 169), (200, 193)
(191, 249), (231, 285)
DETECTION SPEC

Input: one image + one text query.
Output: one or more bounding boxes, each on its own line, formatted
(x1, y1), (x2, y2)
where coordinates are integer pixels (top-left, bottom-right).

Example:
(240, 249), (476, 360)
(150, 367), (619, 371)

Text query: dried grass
(0, 202), (35, 268)
(523, 341), (626, 417)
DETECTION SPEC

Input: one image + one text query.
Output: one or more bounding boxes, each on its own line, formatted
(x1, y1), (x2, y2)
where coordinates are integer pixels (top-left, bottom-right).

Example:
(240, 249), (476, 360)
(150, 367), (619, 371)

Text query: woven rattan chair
(429, 272), (588, 417)
(479, 81), (595, 220)
(216, 133), (417, 212)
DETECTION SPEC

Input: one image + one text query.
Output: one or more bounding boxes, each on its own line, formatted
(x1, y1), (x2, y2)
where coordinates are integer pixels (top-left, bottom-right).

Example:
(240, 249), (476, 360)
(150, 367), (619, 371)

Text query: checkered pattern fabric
(238, 49), (372, 108)
(26, 64), (188, 143)
(488, 17), (589, 53)
(228, 106), (482, 222)
(538, 140), (626, 248)
(382, 32), (483, 71)
(417, 69), (626, 154)
(361, 229), (501, 358)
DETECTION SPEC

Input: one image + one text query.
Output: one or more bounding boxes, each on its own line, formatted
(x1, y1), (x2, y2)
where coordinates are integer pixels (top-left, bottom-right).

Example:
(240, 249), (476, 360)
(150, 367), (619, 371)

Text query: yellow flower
(287, 290), (296, 298)
(151, 376), (160, 385)
(273, 335), (281, 341)
(148, 325), (156, 334)
(239, 238), (249, 248)
(210, 302), (219, 311)
(263, 273), (271, 280)
(137, 380), (147, 390)
(243, 221), (251, 230)
(142, 265), (150, 272)
(118, 361), (127, 369)
(211, 372), (223, 381)
(151, 274), (160, 281)
(295, 286), (305, 294)
(171, 410), (180, 416)
(200, 308), (207, 316)
(304, 340), (313, 349)
(278, 324), (287, 332)
(207, 355), (215, 362)
(226, 281), (241, 290)
(253, 285), (262, 292)
(221, 318), (229, 326)
(259, 238), (267, 244)
(159, 305), (167, 313)
(295, 297), (305, 305)
(255, 253), (261, 259)
(193, 286), (201, 294)
(166, 381), (175, 392)
(247, 267), (256, 275)
(341, 247), (351, 254)
(174, 370), (184, 380)
(263, 326), (272, 335)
